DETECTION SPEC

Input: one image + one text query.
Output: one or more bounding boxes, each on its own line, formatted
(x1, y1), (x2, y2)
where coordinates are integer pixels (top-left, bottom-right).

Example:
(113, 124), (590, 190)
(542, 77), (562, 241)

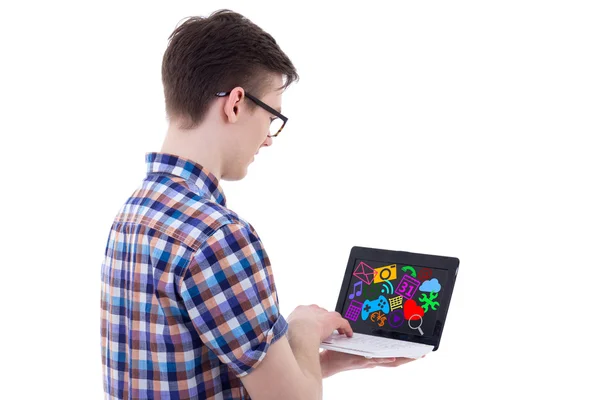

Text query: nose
(263, 135), (273, 147)
(256, 136), (272, 155)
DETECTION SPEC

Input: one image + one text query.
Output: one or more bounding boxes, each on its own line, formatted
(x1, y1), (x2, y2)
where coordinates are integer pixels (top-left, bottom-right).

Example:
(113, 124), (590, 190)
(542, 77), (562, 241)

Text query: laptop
(320, 246), (459, 359)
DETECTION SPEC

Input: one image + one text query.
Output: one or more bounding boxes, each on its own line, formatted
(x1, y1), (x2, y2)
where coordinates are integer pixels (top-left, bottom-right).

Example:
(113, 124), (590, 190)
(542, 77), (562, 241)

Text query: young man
(101, 9), (416, 400)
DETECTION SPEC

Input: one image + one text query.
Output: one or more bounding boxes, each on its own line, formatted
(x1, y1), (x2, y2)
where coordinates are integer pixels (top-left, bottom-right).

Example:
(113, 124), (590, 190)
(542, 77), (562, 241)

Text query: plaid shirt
(101, 152), (288, 399)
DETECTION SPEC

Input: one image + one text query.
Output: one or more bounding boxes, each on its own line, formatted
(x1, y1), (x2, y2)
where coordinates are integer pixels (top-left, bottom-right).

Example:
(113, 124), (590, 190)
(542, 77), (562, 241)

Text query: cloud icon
(419, 278), (441, 293)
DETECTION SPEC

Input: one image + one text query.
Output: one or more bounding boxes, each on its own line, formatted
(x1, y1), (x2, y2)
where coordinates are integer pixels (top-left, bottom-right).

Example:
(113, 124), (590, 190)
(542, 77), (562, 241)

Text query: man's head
(160, 9), (299, 181)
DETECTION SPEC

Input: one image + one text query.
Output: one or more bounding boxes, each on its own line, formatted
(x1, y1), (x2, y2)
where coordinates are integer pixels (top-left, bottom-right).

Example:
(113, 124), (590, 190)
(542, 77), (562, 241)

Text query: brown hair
(162, 9), (300, 129)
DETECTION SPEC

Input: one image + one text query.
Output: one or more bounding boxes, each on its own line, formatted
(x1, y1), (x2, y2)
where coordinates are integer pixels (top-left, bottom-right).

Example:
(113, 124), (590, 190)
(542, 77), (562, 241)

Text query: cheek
(256, 121), (270, 143)
(261, 122), (269, 139)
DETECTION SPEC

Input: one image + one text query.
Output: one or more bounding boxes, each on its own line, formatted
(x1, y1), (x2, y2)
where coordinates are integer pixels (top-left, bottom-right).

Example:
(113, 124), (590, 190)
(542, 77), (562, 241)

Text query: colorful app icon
(388, 309), (405, 328)
(374, 264), (397, 283)
(395, 274), (420, 299)
(353, 262), (378, 285)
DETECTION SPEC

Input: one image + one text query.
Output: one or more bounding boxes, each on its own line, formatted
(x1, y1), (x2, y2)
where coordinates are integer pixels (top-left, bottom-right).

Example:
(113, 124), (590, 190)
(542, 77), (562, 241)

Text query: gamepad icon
(361, 295), (391, 320)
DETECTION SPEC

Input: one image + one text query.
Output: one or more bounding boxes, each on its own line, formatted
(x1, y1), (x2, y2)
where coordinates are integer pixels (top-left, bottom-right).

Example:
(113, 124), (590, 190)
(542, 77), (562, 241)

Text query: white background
(1, 1), (598, 398)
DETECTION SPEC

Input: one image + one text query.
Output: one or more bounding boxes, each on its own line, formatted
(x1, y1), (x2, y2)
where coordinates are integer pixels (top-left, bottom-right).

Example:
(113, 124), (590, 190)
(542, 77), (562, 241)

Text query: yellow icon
(374, 264), (397, 283)
(389, 296), (403, 311)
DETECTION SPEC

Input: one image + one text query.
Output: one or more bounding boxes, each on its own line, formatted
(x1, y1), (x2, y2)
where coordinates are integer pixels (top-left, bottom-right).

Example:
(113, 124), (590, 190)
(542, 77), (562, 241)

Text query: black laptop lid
(334, 246), (459, 351)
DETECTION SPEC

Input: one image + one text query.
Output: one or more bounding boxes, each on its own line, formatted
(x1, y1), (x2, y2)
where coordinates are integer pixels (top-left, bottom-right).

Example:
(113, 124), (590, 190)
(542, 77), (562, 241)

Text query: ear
(224, 87), (245, 122)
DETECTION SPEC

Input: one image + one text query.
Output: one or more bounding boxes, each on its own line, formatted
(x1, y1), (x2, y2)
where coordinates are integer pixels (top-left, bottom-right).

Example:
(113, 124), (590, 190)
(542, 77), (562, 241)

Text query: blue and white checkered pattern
(101, 152), (288, 399)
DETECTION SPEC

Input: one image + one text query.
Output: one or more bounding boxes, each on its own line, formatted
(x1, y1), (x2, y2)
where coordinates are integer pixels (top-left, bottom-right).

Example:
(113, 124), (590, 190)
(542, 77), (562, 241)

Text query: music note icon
(348, 281), (363, 300)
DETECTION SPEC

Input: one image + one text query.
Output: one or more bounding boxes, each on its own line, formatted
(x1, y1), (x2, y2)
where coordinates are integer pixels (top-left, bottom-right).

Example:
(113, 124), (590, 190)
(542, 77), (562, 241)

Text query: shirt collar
(145, 152), (227, 207)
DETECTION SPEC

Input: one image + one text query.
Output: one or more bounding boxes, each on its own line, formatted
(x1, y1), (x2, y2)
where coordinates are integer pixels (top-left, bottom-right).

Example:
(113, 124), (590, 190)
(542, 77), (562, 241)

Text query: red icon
(404, 299), (424, 321)
(418, 268), (433, 281)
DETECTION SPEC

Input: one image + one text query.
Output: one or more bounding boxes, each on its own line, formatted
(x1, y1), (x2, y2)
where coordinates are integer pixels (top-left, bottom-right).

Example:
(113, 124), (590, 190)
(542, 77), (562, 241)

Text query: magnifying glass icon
(408, 314), (424, 335)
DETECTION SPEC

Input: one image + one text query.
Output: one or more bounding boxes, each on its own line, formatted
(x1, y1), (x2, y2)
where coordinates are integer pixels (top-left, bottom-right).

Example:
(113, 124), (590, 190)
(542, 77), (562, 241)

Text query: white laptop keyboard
(320, 331), (433, 358)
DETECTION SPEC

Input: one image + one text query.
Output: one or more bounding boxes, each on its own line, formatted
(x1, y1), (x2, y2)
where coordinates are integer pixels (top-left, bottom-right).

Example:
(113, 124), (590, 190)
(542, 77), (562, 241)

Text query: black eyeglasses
(215, 91), (288, 137)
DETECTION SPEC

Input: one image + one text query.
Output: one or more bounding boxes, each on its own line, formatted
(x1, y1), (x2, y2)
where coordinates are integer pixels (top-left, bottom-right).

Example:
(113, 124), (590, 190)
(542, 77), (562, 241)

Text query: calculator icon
(344, 300), (363, 321)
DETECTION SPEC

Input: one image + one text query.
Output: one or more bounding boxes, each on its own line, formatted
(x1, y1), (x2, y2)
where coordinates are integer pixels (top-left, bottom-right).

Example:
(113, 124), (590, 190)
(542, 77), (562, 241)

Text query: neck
(160, 124), (223, 180)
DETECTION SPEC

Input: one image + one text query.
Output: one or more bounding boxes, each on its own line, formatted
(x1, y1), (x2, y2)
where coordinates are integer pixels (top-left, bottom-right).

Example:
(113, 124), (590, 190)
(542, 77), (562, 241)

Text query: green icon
(401, 265), (417, 278)
(418, 292), (439, 313)
(364, 283), (380, 297)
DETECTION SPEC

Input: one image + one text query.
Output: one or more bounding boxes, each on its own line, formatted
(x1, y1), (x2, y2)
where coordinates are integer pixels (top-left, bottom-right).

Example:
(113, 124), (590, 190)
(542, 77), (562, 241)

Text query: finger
(377, 357), (417, 367)
(375, 357), (397, 363)
(335, 320), (352, 337)
(339, 317), (353, 337)
(333, 324), (352, 337)
(335, 327), (352, 337)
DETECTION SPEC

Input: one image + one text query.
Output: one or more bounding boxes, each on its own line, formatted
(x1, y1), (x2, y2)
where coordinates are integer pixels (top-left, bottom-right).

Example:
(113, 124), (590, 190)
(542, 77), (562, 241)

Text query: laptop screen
(341, 258), (449, 338)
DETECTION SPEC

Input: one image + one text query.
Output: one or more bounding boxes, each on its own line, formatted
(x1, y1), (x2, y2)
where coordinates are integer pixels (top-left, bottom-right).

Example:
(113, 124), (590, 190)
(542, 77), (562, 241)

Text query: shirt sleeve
(179, 222), (288, 377)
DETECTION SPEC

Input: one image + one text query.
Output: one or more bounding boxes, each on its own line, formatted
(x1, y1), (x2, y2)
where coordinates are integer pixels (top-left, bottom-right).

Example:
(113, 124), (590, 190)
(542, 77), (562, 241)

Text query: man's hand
(287, 304), (353, 342)
(319, 349), (421, 379)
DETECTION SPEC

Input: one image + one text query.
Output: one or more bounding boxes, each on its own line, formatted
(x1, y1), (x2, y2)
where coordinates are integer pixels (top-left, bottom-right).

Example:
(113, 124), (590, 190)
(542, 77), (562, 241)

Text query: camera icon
(374, 264), (397, 283)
